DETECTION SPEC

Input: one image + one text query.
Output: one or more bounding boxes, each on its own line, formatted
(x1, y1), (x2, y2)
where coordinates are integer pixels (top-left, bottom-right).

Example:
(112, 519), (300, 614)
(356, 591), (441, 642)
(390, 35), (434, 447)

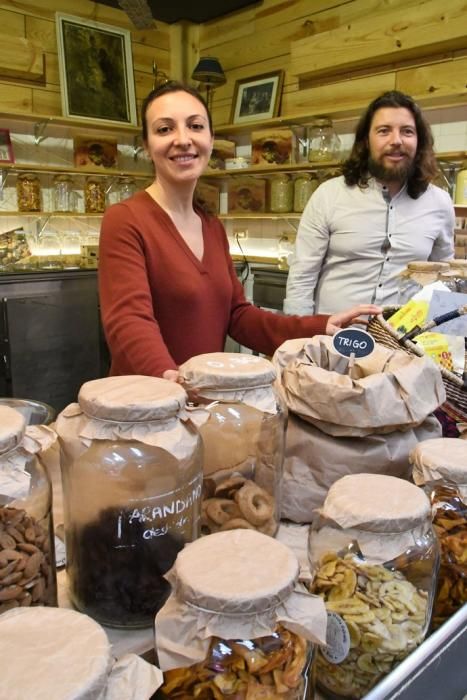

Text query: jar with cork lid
(410, 437), (467, 629)
(16, 172), (41, 212)
(56, 375), (203, 628)
(397, 261), (451, 304)
(454, 161), (467, 205)
(156, 529), (326, 699)
(179, 353), (286, 538)
(293, 173), (319, 212)
(0, 405), (57, 615)
(84, 175), (106, 213)
(269, 173), (294, 213)
(308, 473), (439, 699)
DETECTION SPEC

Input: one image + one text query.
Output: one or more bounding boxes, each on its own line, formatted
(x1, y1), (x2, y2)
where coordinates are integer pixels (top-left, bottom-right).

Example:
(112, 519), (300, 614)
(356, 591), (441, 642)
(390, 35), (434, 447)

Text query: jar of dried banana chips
(308, 473), (439, 699)
(156, 529), (327, 699)
(179, 353), (286, 538)
(410, 437), (467, 629)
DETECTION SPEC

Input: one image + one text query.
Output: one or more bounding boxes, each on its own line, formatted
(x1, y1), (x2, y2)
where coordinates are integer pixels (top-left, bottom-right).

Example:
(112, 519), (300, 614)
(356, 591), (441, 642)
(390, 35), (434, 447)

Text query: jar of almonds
(16, 172), (41, 212)
(410, 437), (467, 629)
(179, 353), (286, 538)
(0, 406), (57, 616)
(156, 529), (326, 699)
(84, 175), (106, 213)
(308, 474), (438, 699)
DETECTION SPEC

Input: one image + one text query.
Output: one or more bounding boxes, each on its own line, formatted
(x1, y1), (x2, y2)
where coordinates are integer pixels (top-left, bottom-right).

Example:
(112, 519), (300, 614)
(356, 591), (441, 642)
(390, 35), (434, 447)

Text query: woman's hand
(325, 304), (382, 335)
(162, 369), (180, 382)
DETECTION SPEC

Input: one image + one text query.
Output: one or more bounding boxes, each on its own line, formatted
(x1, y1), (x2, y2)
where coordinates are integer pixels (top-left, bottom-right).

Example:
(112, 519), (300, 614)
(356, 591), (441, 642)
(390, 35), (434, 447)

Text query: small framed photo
(0, 128), (14, 163)
(230, 71), (284, 125)
(56, 13), (137, 126)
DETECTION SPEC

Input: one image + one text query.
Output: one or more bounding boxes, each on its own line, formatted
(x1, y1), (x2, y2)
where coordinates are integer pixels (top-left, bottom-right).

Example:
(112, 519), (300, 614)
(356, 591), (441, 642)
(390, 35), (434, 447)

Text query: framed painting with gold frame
(56, 13), (137, 126)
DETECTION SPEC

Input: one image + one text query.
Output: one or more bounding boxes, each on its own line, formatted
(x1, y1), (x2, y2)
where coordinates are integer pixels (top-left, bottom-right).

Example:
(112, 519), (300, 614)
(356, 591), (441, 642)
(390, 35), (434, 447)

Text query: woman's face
(144, 90), (213, 186)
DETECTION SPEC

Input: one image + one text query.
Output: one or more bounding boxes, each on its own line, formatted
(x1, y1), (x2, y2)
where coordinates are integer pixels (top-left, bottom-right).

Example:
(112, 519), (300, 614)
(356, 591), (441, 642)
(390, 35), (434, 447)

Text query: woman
(99, 82), (380, 380)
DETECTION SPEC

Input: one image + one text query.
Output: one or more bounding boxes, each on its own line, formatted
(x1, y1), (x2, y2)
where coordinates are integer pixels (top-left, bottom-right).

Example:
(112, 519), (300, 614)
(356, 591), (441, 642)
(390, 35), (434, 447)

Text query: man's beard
(368, 153), (415, 184)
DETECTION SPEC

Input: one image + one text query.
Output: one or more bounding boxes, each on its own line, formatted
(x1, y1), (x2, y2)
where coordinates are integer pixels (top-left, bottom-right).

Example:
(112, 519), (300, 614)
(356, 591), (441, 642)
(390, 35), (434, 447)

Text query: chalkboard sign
(332, 328), (375, 359)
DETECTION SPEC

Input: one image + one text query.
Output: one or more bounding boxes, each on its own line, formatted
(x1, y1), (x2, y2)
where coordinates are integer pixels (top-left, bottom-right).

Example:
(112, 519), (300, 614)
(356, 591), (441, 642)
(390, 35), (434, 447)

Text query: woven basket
(367, 308), (467, 422)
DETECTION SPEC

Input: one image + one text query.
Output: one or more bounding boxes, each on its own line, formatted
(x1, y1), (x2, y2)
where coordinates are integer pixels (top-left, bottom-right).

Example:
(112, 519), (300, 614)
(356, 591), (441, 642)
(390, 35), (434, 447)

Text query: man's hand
(325, 305), (382, 335)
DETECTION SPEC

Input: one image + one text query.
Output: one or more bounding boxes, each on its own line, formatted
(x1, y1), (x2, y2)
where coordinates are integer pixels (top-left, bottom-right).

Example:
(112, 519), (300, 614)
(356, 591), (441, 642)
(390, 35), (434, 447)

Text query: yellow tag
(415, 332), (454, 371)
(388, 301), (429, 334)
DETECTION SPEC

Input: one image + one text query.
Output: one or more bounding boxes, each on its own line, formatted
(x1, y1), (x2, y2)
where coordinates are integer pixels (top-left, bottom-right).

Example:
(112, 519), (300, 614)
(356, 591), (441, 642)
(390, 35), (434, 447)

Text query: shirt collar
(367, 176), (408, 201)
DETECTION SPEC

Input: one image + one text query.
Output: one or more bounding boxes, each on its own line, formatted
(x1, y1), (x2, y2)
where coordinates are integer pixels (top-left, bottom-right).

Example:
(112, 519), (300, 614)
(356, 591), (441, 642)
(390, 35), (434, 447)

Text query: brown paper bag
(281, 413), (441, 523)
(275, 336), (445, 437)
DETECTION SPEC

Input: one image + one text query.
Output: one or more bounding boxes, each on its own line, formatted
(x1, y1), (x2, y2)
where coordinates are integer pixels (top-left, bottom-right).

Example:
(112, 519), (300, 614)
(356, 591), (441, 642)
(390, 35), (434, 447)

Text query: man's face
(367, 107), (418, 183)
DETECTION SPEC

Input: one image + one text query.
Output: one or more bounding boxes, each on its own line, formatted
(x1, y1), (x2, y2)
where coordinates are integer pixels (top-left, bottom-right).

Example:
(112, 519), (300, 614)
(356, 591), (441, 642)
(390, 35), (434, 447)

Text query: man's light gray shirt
(284, 176), (455, 315)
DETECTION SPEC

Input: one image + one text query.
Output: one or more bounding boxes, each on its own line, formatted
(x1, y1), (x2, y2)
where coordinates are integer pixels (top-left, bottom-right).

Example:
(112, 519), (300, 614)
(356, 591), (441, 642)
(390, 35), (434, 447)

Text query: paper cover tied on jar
(55, 375), (203, 629)
(0, 406), (58, 615)
(308, 474), (439, 699)
(179, 352), (286, 537)
(156, 529), (327, 698)
(409, 437), (467, 628)
(0, 607), (162, 700)
(272, 337), (444, 523)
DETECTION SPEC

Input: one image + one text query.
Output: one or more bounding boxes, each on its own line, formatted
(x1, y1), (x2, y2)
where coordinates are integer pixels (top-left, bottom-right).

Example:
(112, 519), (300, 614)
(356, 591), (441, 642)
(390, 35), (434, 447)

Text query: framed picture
(56, 13), (137, 126)
(230, 71), (284, 125)
(0, 128), (14, 163)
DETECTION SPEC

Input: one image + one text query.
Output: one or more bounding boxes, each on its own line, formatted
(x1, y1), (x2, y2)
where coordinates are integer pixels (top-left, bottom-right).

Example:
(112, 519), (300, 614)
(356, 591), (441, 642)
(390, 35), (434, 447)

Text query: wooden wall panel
(396, 56), (467, 104)
(282, 74), (396, 120)
(290, 0), (467, 82)
(198, 0), (467, 127)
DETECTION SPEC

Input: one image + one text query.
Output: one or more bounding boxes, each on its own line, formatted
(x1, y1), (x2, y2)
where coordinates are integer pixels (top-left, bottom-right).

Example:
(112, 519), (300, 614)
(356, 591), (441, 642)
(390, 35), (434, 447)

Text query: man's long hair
(342, 91), (438, 199)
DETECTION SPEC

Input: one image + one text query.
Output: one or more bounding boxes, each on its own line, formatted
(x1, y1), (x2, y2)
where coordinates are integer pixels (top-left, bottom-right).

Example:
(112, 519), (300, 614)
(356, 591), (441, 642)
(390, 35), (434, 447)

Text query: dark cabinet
(0, 270), (107, 412)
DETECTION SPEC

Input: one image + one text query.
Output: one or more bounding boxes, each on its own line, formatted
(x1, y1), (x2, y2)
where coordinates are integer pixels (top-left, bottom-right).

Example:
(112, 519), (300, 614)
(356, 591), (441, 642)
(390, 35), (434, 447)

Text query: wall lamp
(191, 57), (226, 111)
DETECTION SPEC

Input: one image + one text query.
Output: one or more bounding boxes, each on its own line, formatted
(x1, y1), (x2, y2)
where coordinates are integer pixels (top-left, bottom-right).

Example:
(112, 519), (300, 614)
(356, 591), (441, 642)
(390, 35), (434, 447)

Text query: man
(284, 90), (455, 315)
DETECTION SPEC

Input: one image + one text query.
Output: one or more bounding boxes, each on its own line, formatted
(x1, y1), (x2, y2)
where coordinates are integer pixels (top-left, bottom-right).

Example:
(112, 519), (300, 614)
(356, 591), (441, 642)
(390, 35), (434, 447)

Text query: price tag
(321, 611), (350, 664)
(332, 328), (375, 359)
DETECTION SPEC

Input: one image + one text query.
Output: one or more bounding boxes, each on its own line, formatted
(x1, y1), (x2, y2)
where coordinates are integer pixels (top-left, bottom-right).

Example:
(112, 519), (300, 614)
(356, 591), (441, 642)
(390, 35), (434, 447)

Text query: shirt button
(378, 283), (383, 287)
(386, 257), (390, 261)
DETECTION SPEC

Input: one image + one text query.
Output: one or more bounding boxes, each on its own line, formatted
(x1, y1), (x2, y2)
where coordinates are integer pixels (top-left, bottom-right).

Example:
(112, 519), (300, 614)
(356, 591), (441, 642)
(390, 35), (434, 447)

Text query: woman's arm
(99, 203), (178, 377)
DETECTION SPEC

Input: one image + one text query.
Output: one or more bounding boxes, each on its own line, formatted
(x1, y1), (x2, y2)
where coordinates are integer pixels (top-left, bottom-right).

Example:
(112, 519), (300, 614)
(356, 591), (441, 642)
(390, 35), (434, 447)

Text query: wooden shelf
(0, 110), (140, 140)
(0, 162), (152, 180)
(220, 213), (301, 220)
(205, 153), (466, 179)
(205, 161), (341, 178)
(0, 211), (103, 218)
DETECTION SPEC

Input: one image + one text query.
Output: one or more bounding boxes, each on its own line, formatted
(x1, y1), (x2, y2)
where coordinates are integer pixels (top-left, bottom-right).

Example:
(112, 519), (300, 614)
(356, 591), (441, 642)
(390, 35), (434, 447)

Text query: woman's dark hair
(342, 90), (438, 198)
(141, 81), (213, 141)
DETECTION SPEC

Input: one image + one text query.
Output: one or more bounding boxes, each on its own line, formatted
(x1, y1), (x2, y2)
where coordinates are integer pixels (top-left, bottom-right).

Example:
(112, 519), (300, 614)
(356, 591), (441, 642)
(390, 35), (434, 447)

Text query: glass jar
(448, 260), (467, 293)
(156, 529), (325, 699)
(307, 117), (341, 163)
(308, 474), (439, 699)
(117, 176), (137, 201)
(84, 175), (106, 213)
(0, 405), (57, 615)
(410, 438), (467, 629)
(179, 353), (286, 538)
(397, 261), (451, 304)
(454, 161), (467, 205)
(270, 173), (294, 213)
(293, 173), (319, 212)
(52, 174), (77, 212)
(0, 607), (161, 697)
(56, 375), (203, 629)
(16, 172), (41, 212)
